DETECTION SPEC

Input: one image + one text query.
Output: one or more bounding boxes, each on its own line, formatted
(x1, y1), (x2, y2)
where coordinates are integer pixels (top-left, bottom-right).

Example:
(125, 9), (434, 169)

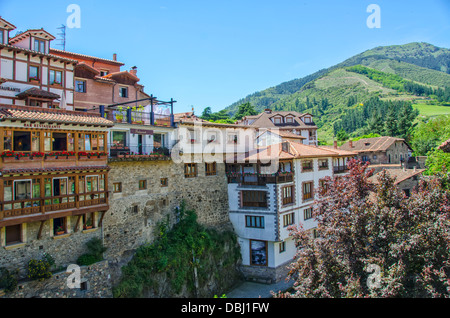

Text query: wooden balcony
(333, 165), (349, 174)
(0, 191), (108, 227)
(227, 172), (294, 185)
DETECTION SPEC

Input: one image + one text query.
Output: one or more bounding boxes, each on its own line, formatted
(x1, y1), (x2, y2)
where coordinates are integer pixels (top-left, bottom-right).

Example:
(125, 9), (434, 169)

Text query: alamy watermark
(366, 264), (381, 289)
(366, 4), (381, 29)
(67, 4), (81, 29)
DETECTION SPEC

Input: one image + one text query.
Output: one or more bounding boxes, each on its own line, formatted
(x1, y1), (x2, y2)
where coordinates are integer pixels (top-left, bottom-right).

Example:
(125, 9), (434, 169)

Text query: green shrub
(76, 237), (107, 266)
(0, 267), (18, 292)
(27, 258), (52, 281)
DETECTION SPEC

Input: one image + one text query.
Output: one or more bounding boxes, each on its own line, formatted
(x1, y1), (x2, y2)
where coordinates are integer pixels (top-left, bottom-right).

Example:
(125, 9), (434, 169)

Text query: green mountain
(223, 42), (450, 143)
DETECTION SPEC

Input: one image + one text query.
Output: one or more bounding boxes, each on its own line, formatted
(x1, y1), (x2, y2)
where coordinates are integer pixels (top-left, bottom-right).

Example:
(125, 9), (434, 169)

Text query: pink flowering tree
(276, 159), (450, 298)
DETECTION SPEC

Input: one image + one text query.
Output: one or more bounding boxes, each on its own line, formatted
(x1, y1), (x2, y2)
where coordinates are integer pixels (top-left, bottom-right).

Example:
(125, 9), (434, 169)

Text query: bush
(27, 258), (52, 281)
(76, 237), (107, 266)
(0, 267), (18, 292)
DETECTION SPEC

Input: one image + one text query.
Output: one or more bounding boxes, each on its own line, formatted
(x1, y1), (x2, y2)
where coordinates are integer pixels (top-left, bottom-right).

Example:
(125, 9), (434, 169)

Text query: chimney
(130, 66), (137, 77)
(113, 53), (117, 61)
(334, 140), (337, 149)
(264, 108), (272, 114)
(349, 140), (353, 148)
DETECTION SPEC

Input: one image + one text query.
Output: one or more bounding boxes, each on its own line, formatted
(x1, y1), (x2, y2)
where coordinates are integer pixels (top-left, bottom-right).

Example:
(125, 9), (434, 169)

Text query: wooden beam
(74, 215), (82, 232)
(37, 220), (45, 240)
(98, 211), (106, 227)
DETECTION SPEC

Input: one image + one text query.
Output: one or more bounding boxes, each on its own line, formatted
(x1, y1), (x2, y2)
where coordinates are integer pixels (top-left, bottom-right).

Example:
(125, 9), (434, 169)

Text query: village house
(0, 17), (77, 109)
(236, 109), (318, 146)
(369, 167), (425, 197)
(225, 140), (355, 283)
(339, 136), (412, 166)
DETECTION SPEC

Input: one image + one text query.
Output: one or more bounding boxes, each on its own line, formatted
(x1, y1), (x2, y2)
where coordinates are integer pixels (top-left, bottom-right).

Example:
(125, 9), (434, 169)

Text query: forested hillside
(217, 42), (450, 143)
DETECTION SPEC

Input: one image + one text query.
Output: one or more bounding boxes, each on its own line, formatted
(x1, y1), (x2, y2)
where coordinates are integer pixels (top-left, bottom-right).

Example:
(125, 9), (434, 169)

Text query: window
(13, 131), (31, 151)
(303, 116), (311, 123)
(160, 178), (168, 187)
(5, 225), (22, 245)
(75, 80), (86, 93)
(227, 134), (238, 144)
(282, 186), (294, 205)
(49, 69), (63, 85)
(318, 159), (329, 170)
(52, 133), (67, 151)
(273, 117), (282, 124)
(302, 160), (313, 172)
(250, 240), (267, 266)
(319, 179), (328, 196)
(184, 163), (197, 178)
(304, 207), (313, 220)
(0, 30), (4, 44)
(119, 87), (128, 98)
(245, 215), (265, 228)
(283, 212), (295, 227)
(100, 70), (109, 77)
(286, 116), (293, 123)
(303, 182), (313, 201)
(29, 65), (39, 81)
(242, 191), (267, 208)
(53, 217), (66, 235)
(138, 180), (147, 190)
(279, 241), (286, 253)
(205, 162), (217, 176)
(112, 131), (127, 148)
(34, 39), (45, 53)
(113, 182), (122, 193)
(83, 213), (95, 229)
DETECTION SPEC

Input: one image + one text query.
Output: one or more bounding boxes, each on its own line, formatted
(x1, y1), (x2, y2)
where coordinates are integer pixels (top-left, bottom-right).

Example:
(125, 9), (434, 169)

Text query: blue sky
(1, 0), (449, 114)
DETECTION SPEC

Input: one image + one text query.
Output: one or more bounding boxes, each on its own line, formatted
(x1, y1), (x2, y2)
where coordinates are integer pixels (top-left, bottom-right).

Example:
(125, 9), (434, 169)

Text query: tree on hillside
(233, 102), (258, 121)
(396, 103), (419, 140)
(275, 160), (450, 298)
(425, 149), (450, 176)
(200, 107), (212, 120)
(410, 116), (450, 156)
(383, 107), (398, 137)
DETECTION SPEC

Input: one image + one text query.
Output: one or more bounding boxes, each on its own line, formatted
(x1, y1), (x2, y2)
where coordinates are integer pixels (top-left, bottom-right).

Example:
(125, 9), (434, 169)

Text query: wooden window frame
(5, 224), (23, 246)
(318, 159), (329, 170)
(138, 180), (147, 190)
(301, 160), (314, 172)
(184, 163), (197, 178)
(241, 190), (268, 208)
(113, 182), (122, 193)
(205, 162), (217, 176)
(302, 181), (313, 201)
(281, 185), (294, 206)
(75, 79), (87, 93)
(160, 178), (168, 187)
(283, 212), (295, 227)
(304, 207), (313, 220)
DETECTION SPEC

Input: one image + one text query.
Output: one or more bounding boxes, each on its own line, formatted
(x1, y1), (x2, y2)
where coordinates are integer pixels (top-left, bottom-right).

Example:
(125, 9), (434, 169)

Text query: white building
(226, 140), (355, 283)
(0, 17), (77, 109)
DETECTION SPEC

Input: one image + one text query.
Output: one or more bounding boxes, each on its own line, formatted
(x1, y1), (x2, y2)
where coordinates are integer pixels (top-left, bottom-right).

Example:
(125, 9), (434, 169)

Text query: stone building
(340, 136), (412, 166)
(369, 168), (424, 197)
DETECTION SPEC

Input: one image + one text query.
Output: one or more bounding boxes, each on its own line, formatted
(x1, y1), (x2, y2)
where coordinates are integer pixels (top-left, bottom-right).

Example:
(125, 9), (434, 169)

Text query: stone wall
(1, 261), (112, 298)
(0, 217), (103, 278)
(103, 158), (232, 284)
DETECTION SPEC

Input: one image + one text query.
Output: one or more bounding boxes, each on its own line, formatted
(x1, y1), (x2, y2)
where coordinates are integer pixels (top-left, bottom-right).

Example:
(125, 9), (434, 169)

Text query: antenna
(56, 24), (66, 51)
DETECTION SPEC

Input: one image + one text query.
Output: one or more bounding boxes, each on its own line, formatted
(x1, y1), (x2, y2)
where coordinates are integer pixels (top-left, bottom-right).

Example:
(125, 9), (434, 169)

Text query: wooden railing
(333, 166), (349, 174)
(227, 172), (294, 185)
(0, 191), (108, 220)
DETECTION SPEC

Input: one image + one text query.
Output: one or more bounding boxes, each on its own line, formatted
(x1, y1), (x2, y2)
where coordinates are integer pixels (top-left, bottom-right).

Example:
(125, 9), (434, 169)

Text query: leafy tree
(276, 159), (450, 298)
(336, 128), (349, 141)
(233, 102), (258, 121)
(425, 149), (450, 176)
(200, 107), (212, 120)
(410, 116), (450, 156)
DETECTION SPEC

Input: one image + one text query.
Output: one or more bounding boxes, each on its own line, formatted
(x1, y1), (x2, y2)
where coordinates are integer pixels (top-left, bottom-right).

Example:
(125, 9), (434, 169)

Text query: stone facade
(1, 261), (112, 298)
(103, 158), (233, 283)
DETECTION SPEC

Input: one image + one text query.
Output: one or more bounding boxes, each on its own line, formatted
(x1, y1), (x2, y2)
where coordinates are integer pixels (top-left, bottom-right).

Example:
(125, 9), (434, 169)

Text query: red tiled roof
(16, 87), (61, 100)
(0, 106), (114, 126)
(340, 136), (412, 153)
(369, 168), (425, 185)
(243, 141), (356, 162)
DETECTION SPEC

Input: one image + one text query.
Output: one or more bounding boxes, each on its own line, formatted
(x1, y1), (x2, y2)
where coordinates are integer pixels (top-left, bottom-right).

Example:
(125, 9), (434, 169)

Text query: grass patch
(413, 103), (450, 117)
